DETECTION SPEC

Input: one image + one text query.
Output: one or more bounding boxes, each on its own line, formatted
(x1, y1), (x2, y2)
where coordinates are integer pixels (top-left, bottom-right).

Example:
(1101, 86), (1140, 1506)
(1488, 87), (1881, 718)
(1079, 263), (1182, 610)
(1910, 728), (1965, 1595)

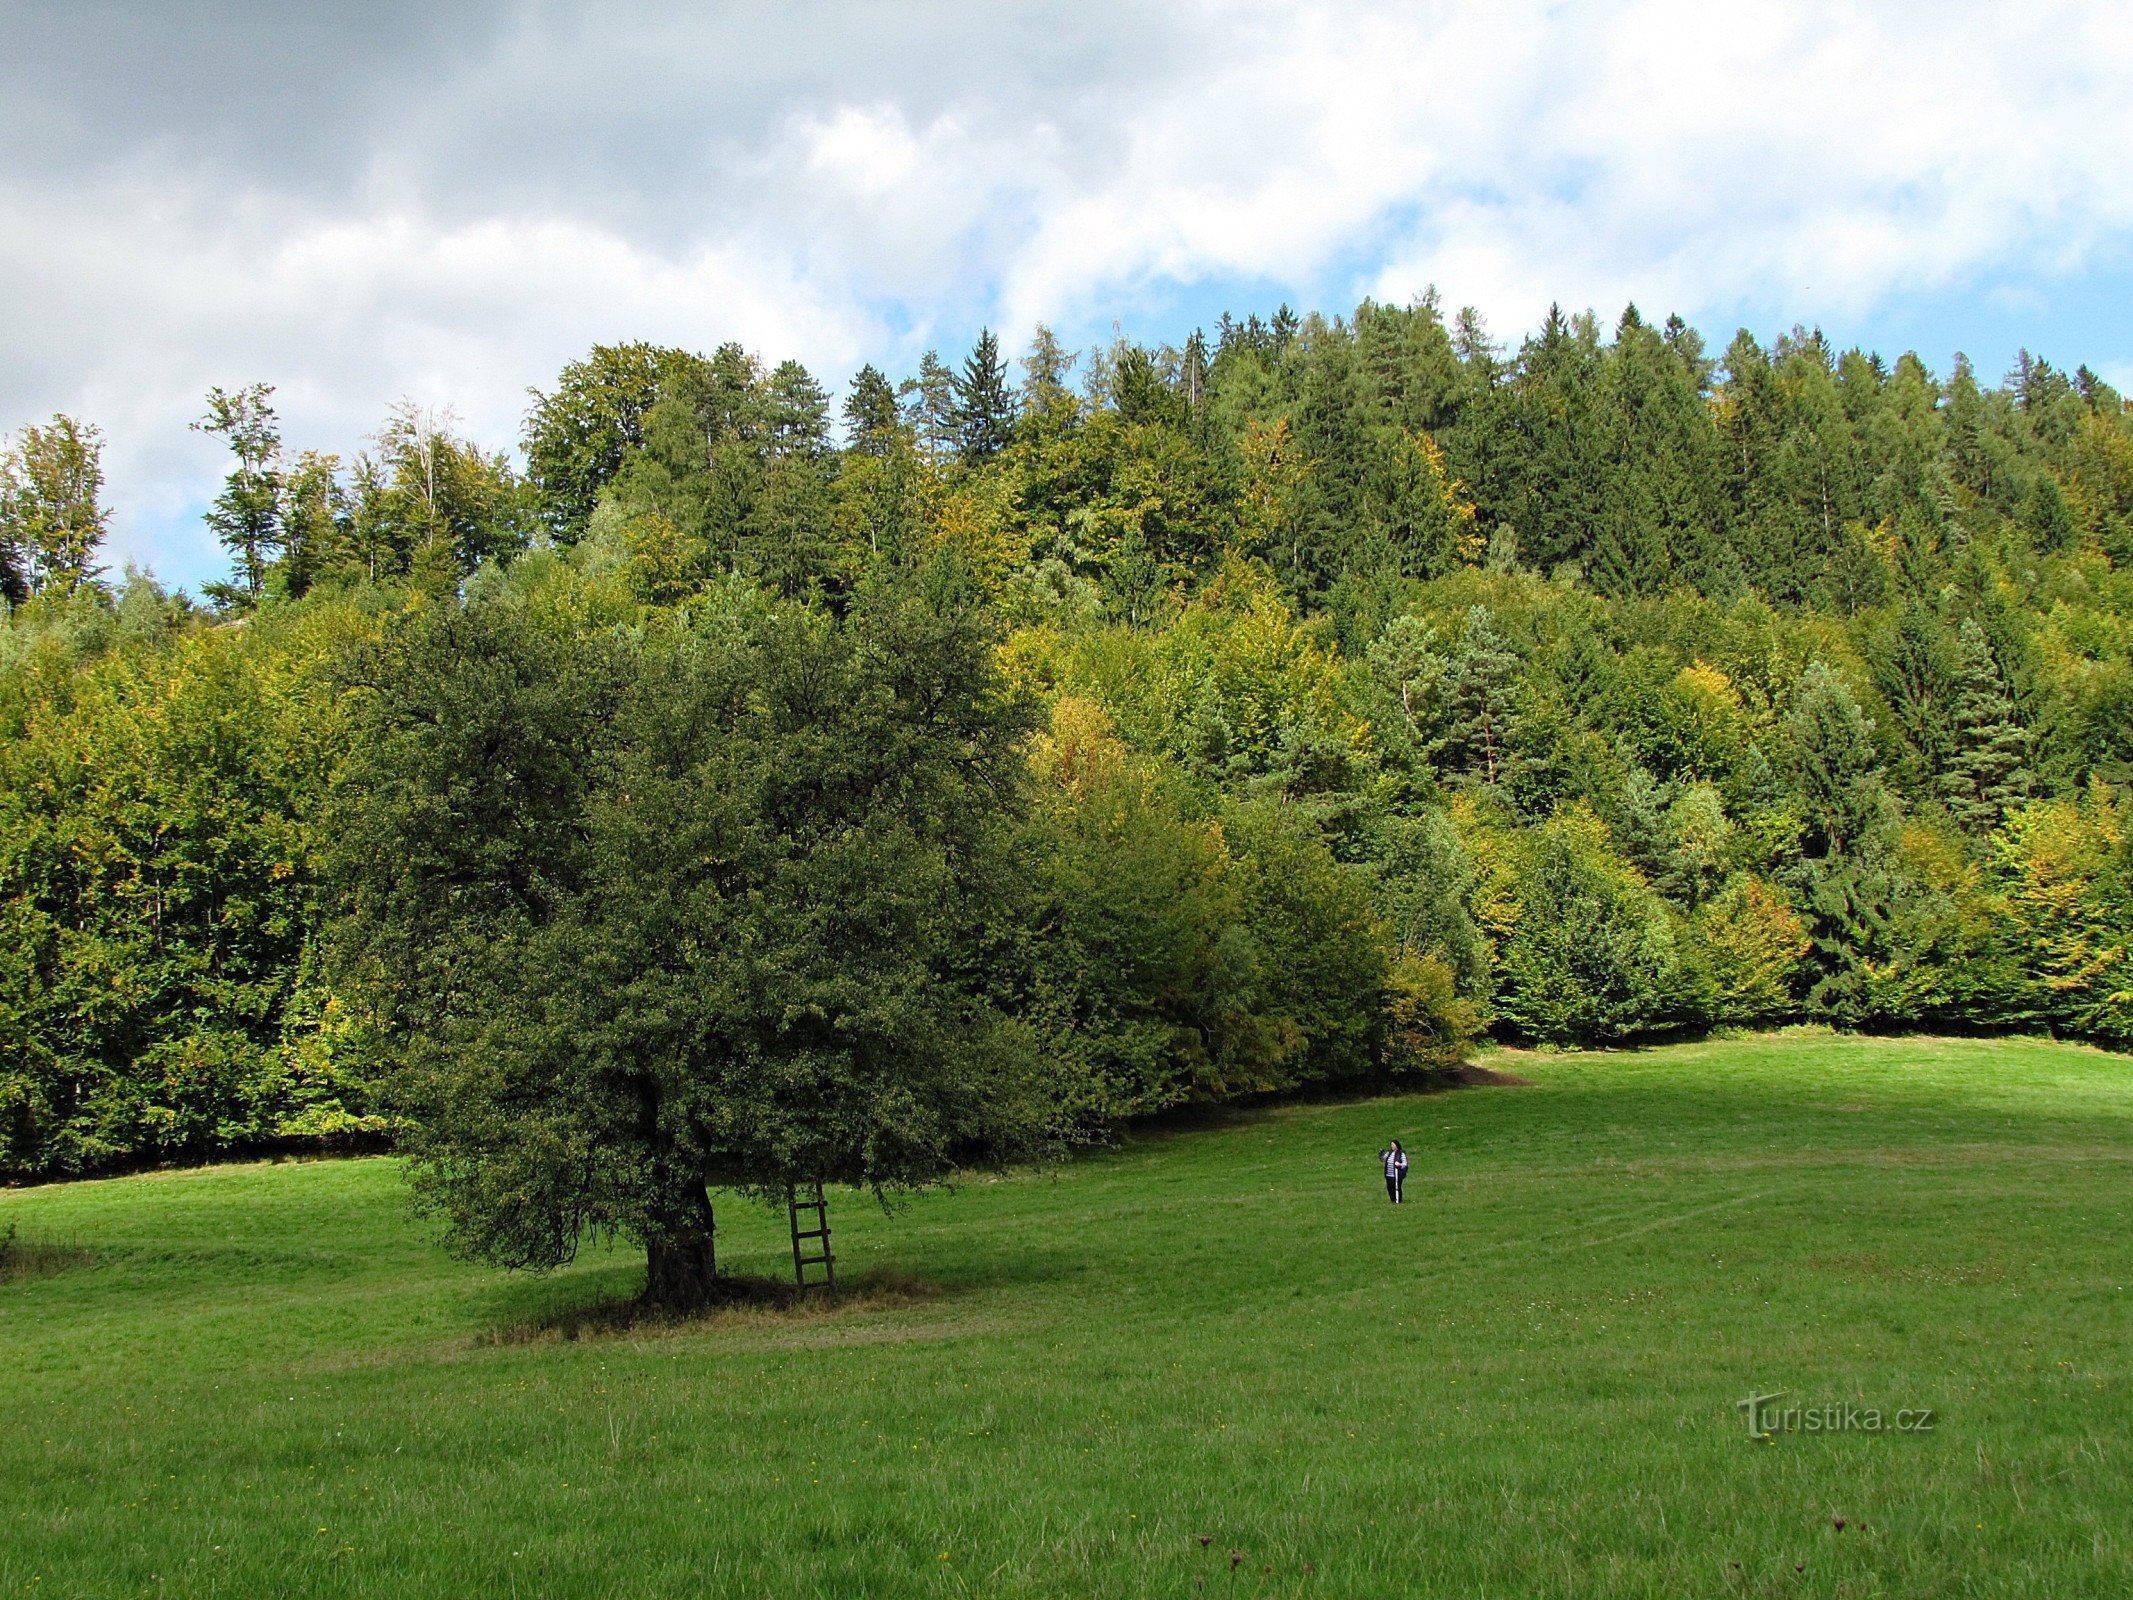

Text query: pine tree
(1788, 661), (1892, 860)
(954, 329), (1016, 462)
(904, 351), (960, 460)
(1019, 325), (1077, 410)
(1436, 605), (1522, 787)
(1938, 619), (2030, 833)
(1611, 765), (1675, 883)
(1503, 306), (1606, 577)
(1288, 325), (1371, 595)
(762, 360), (831, 459)
(2021, 474), (2076, 552)
(842, 364), (901, 457)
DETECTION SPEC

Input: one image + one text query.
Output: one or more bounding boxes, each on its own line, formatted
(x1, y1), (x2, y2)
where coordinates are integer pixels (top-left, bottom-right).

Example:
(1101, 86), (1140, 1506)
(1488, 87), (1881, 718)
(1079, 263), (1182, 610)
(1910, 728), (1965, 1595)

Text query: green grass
(3, 1032), (2130, 1598)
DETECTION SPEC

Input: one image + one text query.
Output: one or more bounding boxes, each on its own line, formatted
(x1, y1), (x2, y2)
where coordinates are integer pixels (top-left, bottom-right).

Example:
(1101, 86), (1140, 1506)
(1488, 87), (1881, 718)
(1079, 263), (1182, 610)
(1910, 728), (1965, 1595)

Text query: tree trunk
(642, 1180), (717, 1311)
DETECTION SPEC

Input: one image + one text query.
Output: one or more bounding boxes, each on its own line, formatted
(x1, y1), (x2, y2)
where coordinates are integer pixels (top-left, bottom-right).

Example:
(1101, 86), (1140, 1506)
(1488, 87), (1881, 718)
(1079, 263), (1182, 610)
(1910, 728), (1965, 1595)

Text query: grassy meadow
(3, 1032), (2129, 1598)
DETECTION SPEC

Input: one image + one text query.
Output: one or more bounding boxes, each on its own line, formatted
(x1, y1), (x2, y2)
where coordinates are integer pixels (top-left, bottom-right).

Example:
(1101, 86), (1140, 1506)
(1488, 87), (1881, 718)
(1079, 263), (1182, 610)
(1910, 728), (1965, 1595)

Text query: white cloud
(4, 0), (2133, 583)
(806, 107), (924, 195)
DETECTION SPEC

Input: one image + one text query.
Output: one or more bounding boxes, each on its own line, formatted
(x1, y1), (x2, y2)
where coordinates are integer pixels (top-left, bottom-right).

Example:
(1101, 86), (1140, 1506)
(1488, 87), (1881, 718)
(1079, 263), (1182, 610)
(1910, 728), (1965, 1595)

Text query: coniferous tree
(2021, 474), (2076, 552)
(1611, 765), (1675, 883)
(955, 329), (1016, 463)
(906, 350), (960, 459)
(1788, 661), (1891, 861)
(1020, 325), (1077, 411)
(762, 360), (832, 460)
(1590, 306), (1723, 595)
(1179, 328), (1210, 433)
(1784, 661), (1908, 1021)
(1288, 324), (1371, 595)
(1939, 619), (2030, 832)
(1504, 307), (1606, 577)
(1871, 600), (1960, 788)
(842, 364), (901, 456)
(1437, 605), (1522, 787)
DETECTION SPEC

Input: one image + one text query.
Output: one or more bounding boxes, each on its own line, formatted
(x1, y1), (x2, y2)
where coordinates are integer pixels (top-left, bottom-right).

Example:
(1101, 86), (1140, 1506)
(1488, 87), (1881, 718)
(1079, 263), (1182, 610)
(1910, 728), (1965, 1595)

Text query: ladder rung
(793, 1227), (831, 1240)
(797, 1253), (833, 1266)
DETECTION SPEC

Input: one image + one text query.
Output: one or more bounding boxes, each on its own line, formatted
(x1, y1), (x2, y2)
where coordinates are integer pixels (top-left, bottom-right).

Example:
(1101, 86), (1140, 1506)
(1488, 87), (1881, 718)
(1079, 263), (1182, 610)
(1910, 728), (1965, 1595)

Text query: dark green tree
(1437, 605), (1523, 787)
(1938, 619), (2030, 832)
(955, 329), (1017, 463)
(842, 364), (902, 456)
(328, 565), (1053, 1310)
(1501, 306), (1607, 577)
(2021, 473), (2076, 552)
(763, 360), (832, 459)
(1787, 661), (1891, 860)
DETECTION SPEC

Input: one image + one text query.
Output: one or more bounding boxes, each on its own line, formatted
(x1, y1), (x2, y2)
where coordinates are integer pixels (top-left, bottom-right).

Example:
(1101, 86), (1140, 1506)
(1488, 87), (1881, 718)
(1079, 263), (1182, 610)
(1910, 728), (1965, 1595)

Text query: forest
(3, 295), (2130, 1181)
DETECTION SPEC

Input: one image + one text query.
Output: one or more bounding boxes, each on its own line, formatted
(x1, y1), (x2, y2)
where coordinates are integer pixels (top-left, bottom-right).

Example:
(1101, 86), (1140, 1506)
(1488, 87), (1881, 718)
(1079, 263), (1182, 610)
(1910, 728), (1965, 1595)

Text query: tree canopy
(5, 295), (2132, 1312)
(326, 561), (1054, 1306)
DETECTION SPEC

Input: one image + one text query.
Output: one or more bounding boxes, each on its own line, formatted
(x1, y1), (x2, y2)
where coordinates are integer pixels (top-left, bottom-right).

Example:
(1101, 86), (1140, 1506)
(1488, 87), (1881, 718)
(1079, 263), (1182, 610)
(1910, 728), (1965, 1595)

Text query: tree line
(4, 296), (2129, 1208)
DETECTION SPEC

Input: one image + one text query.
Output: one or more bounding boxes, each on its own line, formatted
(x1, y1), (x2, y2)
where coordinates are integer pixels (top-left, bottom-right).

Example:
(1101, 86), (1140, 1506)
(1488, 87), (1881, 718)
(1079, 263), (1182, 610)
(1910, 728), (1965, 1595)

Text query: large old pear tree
(327, 561), (1055, 1309)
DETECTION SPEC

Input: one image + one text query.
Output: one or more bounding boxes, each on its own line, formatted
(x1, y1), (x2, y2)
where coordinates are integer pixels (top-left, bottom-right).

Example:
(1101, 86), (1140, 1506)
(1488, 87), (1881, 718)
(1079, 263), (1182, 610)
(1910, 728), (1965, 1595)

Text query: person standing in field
(1381, 1139), (1408, 1204)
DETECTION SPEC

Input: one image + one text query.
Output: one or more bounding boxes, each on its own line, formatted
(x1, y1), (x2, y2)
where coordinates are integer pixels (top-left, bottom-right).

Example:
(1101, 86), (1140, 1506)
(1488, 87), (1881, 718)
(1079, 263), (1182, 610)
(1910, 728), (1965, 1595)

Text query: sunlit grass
(3, 1032), (2129, 1597)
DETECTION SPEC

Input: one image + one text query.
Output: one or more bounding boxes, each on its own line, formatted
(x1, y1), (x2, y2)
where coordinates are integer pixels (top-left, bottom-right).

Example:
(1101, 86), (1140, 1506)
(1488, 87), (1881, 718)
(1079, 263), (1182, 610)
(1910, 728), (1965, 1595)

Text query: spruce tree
(1504, 306), (1606, 577)
(1788, 661), (1891, 860)
(842, 364), (901, 456)
(2021, 474), (2076, 552)
(1938, 619), (2030, 833)
(1436, 605), (1522, 787)
(1019, 325), (1077, 410)
(954, 328), (1016, 462)
(1611, 766), (1675, 885)
(1289, 324), (1371, 595)
(762, 360), (831, 459)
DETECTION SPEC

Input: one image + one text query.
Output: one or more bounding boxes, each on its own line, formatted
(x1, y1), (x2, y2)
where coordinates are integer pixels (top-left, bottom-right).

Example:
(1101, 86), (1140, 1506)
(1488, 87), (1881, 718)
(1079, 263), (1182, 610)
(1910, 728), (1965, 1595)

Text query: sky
(5, 0), (2133, 592)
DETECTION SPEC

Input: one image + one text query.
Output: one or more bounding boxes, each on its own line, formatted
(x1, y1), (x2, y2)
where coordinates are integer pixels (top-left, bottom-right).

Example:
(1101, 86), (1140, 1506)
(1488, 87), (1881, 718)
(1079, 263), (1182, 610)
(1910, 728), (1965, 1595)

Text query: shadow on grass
(1114, 1062), (1528, 1146)
(483, 1265), (947, 1345)
(0, 1222), (95, 1285)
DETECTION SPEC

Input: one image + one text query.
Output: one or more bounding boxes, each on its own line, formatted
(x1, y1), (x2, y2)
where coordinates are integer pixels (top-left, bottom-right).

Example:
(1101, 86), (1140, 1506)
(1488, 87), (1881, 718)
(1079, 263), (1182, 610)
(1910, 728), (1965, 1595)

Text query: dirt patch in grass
(1454, 1062), (1532, 1087)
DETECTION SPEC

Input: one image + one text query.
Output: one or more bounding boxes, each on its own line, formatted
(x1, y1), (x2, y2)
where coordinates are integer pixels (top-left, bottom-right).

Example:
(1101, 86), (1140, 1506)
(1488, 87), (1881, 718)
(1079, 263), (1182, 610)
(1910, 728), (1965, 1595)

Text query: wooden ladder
(787, 1182), (835, 1290)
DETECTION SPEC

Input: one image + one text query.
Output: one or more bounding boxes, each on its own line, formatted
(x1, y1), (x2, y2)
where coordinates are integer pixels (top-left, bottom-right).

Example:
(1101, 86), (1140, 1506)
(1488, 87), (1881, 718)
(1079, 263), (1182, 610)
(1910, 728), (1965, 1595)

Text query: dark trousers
(1385, 1171), (1404, 1203)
